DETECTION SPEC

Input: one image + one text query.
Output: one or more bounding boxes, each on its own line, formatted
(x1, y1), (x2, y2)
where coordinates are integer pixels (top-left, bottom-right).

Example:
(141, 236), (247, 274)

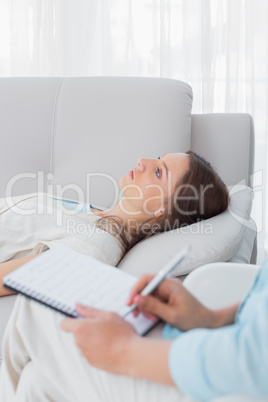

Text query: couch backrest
(191, 113), (254, 187)
(0, 77), (192, 206)
(0, 77), (254, 204)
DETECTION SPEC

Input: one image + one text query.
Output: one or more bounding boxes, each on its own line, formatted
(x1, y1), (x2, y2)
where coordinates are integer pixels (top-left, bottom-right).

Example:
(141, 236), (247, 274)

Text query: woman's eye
(156, 167), (161, 178)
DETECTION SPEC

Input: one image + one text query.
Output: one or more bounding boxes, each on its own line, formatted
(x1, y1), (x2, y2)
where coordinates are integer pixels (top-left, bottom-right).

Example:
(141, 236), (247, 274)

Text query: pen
(122, 245), (191, 318)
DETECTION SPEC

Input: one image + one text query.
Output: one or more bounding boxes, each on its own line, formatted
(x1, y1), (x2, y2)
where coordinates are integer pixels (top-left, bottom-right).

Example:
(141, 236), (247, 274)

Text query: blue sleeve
(168, 307), (268, 400)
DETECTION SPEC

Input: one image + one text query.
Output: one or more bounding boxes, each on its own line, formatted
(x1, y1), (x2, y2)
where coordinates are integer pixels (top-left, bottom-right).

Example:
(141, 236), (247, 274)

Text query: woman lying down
(1, 151), (252, 402)
(0, 151), (229, 296)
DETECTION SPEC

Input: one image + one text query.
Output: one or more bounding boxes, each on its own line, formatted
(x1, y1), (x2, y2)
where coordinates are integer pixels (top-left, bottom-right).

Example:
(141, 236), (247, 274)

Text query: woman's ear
(154, 208), (165, 218)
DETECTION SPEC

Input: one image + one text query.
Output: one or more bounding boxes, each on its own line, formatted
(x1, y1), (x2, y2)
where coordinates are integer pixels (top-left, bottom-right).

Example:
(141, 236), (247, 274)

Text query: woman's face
(120, 153), (189, 216)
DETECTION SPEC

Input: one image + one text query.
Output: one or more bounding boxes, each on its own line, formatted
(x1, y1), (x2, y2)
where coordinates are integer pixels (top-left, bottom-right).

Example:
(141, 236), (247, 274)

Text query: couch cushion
(51, 77), (193, 208)
(0, 78), (63, 198)
(118, 185), (255, 277)
(191, 113), (254, 187)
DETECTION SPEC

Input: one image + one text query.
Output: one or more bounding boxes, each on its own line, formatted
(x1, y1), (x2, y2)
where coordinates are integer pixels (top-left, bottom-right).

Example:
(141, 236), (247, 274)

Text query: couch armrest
(183, 262), (260, 309)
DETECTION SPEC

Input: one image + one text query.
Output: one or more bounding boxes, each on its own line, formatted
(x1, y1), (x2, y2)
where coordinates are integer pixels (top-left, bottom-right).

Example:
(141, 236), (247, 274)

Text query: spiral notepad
(3, 245), (158, 336)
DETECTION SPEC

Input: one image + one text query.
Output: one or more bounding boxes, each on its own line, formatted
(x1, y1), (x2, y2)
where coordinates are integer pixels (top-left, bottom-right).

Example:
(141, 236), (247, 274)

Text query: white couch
(0, 77), (257, 265)
(0, 78), (257, 381)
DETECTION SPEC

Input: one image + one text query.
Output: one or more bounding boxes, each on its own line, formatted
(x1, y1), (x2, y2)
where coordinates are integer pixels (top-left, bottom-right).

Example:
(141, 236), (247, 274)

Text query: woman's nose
(138, 158), (156, 172)
(137, 159), (144, 172)
(138, 158), (150, 172)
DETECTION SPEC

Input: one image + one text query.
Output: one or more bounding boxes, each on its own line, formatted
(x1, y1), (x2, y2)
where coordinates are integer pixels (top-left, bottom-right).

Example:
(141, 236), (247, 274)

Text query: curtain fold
(0, 0), (267, 259)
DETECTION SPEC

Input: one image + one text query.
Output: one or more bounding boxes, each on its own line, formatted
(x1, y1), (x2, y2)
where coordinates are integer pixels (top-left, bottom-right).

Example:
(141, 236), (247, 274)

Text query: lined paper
(4, 245), (157, 335)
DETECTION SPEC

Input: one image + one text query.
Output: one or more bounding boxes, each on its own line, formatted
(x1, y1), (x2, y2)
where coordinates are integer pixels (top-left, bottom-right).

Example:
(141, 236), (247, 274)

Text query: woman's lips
(128, 170), (134, 179)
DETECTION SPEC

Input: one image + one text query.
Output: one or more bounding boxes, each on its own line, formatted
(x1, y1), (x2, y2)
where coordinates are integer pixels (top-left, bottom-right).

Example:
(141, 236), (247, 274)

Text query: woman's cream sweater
(0, 193), (125, 266)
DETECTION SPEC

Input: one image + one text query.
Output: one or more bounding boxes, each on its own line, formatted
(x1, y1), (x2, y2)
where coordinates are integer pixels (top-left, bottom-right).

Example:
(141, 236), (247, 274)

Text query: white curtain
(0, 0), (267, 260)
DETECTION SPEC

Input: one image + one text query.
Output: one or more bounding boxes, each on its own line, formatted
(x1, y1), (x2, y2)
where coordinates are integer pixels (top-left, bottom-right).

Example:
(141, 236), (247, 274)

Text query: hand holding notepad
(3, 245), (190, 336)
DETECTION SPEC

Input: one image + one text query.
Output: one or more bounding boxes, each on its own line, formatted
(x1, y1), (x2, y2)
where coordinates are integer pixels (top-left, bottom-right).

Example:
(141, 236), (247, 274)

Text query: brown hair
(95, 151), (229, 255)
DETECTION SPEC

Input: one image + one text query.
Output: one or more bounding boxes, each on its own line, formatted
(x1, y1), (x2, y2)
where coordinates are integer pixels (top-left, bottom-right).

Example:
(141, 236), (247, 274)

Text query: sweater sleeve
(168, 306), (268, 401)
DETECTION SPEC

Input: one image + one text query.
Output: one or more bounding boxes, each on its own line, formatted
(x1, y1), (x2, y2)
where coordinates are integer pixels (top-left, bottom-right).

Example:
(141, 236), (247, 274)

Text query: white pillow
(118, 185), (256, 277)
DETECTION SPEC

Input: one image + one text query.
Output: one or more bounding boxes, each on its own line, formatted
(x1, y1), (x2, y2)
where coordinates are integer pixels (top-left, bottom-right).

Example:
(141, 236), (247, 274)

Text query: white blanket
(0, 193), (124, 266)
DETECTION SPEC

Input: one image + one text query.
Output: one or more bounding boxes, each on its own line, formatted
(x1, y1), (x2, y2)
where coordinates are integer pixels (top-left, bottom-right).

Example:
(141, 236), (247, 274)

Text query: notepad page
(4, 245), (157, 335)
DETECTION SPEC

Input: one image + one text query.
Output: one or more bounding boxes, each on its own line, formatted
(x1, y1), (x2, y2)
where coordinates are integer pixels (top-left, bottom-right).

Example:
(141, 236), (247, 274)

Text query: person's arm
(124, 335), (174, 385)
(61, 304), (176, 386)
(61, 298), (268, 400)
(127, 274), (239, 331)
(0, 254), (39, 296)
(60, 291), (239, 387)
(167, 311), (268, 400)
(60, 276), (239, 388)
(127, 274), (268, 400)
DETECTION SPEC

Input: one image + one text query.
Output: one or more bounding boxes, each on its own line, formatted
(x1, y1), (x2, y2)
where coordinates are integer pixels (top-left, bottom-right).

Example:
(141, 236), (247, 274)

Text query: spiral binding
(4, 278), (76, 317)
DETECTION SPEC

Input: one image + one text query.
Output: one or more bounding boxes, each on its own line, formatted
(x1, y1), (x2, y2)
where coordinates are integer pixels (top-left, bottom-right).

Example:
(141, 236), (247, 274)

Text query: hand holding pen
(124, 245), (219, 331)
(124, 246), (191, 321)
